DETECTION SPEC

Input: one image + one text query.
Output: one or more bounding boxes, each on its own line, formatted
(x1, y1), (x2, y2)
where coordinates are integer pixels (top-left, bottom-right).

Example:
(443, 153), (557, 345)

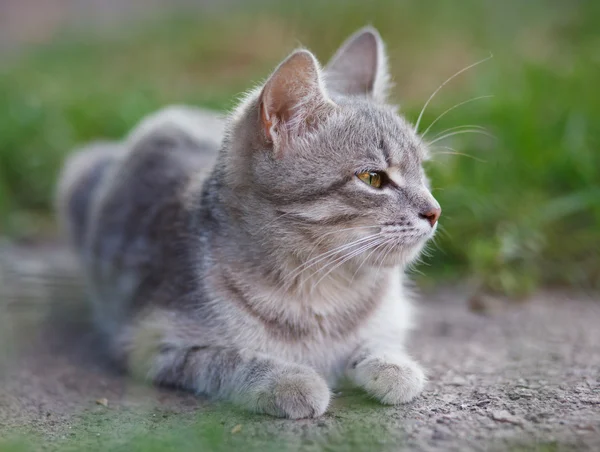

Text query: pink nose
(420, 207), (441, 227)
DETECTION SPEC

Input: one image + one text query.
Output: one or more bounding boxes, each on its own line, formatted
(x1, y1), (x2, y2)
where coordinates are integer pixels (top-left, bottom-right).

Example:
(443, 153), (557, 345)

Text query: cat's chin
(366, 241), (427, 269)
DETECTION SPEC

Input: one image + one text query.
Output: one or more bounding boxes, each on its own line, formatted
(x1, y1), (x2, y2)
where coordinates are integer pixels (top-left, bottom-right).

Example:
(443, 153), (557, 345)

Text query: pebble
(448, 376), (467, 386)
(490, 410), (524, 426)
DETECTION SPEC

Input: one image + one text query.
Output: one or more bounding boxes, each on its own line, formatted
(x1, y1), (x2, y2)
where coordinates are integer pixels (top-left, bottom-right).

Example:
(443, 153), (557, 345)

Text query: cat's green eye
(357, 171), (383, 188)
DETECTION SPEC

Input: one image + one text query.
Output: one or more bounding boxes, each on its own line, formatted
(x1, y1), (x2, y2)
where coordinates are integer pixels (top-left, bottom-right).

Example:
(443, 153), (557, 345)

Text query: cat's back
(86, 106), (224, 273)
(119, 105), (225, 188)
(83, 105), (225, 261)
(57, 106), (225, 334)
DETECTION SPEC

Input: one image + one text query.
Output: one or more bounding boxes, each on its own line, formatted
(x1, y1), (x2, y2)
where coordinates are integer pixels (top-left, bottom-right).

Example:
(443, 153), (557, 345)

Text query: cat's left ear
(259, 50), (331, 151)
(324, 26), (391, 103)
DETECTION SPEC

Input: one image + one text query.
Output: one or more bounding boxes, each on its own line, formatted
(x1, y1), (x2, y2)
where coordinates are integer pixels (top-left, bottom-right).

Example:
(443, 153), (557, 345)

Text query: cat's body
(57, 28), (440, 418)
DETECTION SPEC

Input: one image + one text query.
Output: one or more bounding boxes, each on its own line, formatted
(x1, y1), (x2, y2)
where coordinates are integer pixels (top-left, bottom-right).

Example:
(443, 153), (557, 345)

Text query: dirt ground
(0, 243), (599, 451)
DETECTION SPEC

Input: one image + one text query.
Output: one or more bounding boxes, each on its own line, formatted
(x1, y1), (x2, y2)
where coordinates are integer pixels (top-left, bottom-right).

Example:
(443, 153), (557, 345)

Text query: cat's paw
(262, 367), (331, 419)
(351, 355), (426, 405)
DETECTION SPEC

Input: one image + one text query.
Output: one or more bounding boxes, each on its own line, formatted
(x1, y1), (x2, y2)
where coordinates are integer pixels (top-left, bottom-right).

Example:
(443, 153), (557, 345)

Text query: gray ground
(0, 243), (599, 451)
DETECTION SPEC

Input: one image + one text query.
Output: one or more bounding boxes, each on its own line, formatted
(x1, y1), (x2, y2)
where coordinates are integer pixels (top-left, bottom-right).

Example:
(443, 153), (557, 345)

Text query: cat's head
(224, 27), (440, 270)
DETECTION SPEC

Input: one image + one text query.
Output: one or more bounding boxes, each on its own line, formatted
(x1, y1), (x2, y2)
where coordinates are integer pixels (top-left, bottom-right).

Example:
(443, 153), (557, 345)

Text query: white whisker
(301, 225), (381, 266)
(310, 237), (386, 291)
(427, 129), (496, 146)
(431, 146), (486, 162)
(349, 239), (386, 283)
(430, 124), (488, 140)
(378, 239), (397, 269)
(414, 53), (493, 133)
(421, 95), (494, 138)
(309, 225), (380, 252)
(284, 232), (382, 288)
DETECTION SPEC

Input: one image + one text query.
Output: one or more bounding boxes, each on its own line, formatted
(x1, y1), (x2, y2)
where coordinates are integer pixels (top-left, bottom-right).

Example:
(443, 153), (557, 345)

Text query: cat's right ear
(324, 27), (391, 103)
(259, 50), (331, 153)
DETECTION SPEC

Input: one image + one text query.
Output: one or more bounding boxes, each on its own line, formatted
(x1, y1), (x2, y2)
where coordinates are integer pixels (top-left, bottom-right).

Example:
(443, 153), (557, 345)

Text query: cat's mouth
(301, 218), (437, 271)
(359, 223), (436, 267)
(381, 220), (437, 243)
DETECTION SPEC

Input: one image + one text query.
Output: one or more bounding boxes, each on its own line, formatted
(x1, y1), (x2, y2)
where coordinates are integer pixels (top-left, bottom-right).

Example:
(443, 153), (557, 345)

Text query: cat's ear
(324, 27), (391, 103)
(259, 50), (330, 149)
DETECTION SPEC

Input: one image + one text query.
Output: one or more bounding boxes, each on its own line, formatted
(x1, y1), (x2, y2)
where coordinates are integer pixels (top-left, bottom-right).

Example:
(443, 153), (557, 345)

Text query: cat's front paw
(350, 355), (426, 405)
(261, 367), (331, 419)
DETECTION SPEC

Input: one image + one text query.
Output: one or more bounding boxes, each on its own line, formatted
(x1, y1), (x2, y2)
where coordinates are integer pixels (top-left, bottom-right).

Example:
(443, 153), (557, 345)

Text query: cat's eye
(357, 171), (384, 189)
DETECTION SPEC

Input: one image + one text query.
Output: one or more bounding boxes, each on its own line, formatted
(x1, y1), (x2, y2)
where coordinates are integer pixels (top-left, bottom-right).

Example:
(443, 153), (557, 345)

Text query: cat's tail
(55, 141), (122, 250)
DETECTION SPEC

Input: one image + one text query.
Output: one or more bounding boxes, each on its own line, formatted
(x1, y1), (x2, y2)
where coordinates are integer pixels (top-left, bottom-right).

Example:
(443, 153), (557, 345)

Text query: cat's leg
(345, 345), (426, 405)
(126, 321), (330, 418)
(149, 346), (330, 418)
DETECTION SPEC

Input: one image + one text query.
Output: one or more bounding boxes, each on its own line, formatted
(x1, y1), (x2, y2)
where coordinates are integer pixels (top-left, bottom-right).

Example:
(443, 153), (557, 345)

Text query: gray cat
(56, 27), (441, 419)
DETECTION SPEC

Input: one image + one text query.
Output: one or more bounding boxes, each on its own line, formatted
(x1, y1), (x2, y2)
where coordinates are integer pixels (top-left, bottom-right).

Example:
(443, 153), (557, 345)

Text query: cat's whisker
(431, 146), (486, 163)
(375, 239), (397, 274)
(434, 223), (450, 240)
(283, 233), (383, 289)
(368, 239), (389, 277)
(427, 129), (496, 146)
(310, 236), (386, 292)
(430, 124), (488, 140)
(421, 95), (494, 138)
(307, 235), (385, 285)
(419, 242), (434, 259)
(414, 53), (493, 133)
(349, 239), (387, 283)
(406, 259), (426, 277)
(432, 145), (458, 153)
(305, 225), (381, 261)
(409, 243), (431, 273)
(306, 233), (392, 293)
(314, 225), (380, 242)
(292, 233), (381, 277)
(432, 145), (460, 154)
(304, 235), (385, 291)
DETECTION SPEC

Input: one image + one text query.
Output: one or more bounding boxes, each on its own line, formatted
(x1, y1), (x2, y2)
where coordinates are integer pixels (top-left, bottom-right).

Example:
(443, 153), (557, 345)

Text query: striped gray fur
(56, 27), (441, 418)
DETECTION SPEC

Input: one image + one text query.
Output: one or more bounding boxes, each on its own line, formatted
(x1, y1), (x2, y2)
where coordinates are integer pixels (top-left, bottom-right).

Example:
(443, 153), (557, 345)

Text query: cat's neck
(193, 170), (398, 327)
(208, 206), (393, 308)
(207, 226), (396, 339)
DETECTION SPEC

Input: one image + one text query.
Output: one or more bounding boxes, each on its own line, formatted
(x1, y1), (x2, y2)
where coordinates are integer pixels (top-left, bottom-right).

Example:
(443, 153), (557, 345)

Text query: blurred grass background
(0, 0), (598, 295)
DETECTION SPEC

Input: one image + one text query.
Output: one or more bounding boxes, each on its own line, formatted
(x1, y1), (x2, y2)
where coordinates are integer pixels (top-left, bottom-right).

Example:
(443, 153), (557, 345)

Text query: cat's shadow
(1, 245), (122, 378)
(42, 288), (122, 376)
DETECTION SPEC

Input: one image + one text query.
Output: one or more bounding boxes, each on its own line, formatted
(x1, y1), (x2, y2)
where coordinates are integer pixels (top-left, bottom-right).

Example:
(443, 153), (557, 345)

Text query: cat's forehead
(322, 102), (424, 164)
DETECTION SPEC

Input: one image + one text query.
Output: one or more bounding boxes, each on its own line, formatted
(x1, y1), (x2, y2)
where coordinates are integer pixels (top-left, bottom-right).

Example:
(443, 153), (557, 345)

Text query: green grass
(0, 389), (401, 452)
(0, 392), (576, 452)
(0, 0), (598, 294)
